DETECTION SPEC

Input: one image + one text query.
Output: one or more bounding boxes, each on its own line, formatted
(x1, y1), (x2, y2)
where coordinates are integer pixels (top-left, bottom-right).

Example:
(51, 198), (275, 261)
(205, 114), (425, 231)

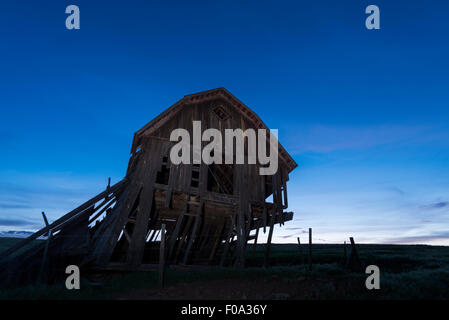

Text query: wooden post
(37, 229), (53, 284)
(347, 237), (363, 272)
(297, 237), (301, 263)
(183, 200), (203, 265)
(220, 213), (235, 267)
(159, 224), (166, 288)
(264, 209), (275, 267)
(41, 211), (49, 236)
(41, 212), (49, 228)
(308, 228), (312, 271)
(251, 228), (259, 258)
(344, 240), (347, 263)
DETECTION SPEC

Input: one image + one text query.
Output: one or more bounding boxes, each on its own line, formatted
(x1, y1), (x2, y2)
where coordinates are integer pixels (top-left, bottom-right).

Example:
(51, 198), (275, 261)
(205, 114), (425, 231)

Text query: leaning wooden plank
(251, 227), (259, 258)
(208, 221), (225, 263)
(92, 177), (141, 266)
(159, 224), (166, 288)
(41, 212), (49, 228)
(182, 200), (203, 265)
(126, 141), (163, 266)
(164, 160), (177, 208)
(262, 205), (267, 233)
(90, 142), (153, 265)
(282, 169), (288, 208)
(220, 211), (236, 267)
(264, 207), (276, 267)
(0, 179), (126, 262)
(167, 197), (188, 260)
(174, 215), (194, 263)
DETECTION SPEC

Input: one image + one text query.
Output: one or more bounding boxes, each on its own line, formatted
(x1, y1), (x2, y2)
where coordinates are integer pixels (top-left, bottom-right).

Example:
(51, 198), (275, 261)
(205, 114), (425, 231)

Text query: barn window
(213, 105), (230, 121)
(191, 164), (200, 188)
(156, 156), (170, 185)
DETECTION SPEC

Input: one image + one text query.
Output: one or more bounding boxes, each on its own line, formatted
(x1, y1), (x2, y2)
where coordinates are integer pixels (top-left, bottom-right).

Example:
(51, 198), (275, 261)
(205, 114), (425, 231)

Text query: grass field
(1, 238), (448, 300)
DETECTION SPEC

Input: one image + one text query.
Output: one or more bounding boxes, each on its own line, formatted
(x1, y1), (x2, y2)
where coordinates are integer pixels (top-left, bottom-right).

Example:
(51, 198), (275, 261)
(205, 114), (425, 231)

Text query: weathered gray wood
(167, 195), (188, 259)
(165, 160), (176, 208)
(251, 227), (259, 258)
(126, 141), (163, 267)
(208, 221), (225, 263)
(182, 200), (203, 265)
(282, 178), (288, 208)
(264, 207), (275, 267)
(159, 223), (166, 288)
(92, 177), (140, 266)
(174, 215), (194, 263)
(220, 211), (236, 267)
(262, 205), (267, 233)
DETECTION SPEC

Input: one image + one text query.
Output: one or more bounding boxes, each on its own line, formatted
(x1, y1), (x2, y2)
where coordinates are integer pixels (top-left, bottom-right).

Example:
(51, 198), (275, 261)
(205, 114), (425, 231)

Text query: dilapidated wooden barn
(0, 88), (297, 286)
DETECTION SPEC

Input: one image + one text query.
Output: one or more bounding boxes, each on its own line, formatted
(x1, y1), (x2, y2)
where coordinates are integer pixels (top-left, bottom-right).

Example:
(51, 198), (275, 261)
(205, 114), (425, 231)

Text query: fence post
(344, 240), (347, 264)
(308, 228), (312, 271)
(297, 237), (301, 264)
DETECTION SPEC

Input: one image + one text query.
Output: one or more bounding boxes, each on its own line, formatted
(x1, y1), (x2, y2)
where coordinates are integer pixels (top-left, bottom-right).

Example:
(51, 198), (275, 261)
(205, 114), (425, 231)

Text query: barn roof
(131, 88), (298, 173)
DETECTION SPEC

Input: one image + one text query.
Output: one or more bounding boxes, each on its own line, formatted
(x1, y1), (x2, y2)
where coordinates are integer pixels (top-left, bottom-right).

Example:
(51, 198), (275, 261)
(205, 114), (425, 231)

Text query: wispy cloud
(283, 124), (449, 154)
(0, 171), (117, 231)
(385, 231), (449, 245)
(386, 186), (405, 197)
(420, 201), (449, 210)
(0, 218), (32, 227)
(0, 203), (32, 209)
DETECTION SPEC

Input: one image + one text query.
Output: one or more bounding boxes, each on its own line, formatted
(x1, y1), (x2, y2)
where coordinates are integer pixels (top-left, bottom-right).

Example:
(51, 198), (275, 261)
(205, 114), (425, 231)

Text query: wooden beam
(182, 200), (203, 265)
(174, 215), (194, 263)
(41, 212), (49, 228)
(126, 141), (164, 266)
(167, 196), (188, 260)
(208, 222), (225, 264)
(91, 178), (140, 266)
(251, 228), (259, 258)
(159, 224), (166, 288)
(220, 212), (236, 267)
(264, 207), (275, 267)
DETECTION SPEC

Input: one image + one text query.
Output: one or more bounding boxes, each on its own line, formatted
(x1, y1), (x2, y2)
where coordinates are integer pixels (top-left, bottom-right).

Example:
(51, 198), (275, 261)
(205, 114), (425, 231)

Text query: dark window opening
(207, 163), (233, 194)
(156, 156), (170, 185)
(191, 164), (200, 188)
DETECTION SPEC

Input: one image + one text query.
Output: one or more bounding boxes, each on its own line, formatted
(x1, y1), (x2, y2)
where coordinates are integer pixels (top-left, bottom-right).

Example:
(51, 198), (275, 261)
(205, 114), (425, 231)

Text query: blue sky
(0, 1), (448, 244)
